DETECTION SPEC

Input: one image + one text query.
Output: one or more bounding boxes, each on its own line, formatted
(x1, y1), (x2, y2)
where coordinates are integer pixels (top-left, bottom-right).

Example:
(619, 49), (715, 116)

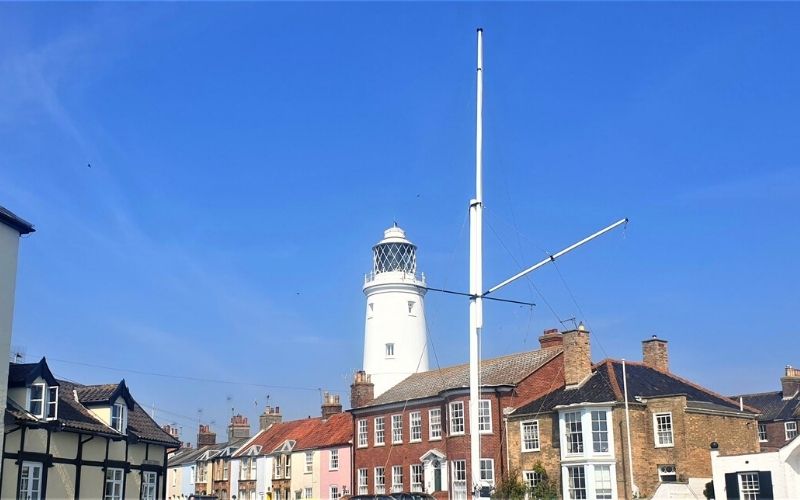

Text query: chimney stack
(781, 366), (800, 399)
(351, 370), (375, 409)
(260, 405), (283, 431)
(197, 424), (216, 447)
(539, 328), (564, 349)
(227, 414), (251, 441)
(642, 335), (669, 372)
(563, 325), (592, 388)
(321, 392), (343, 420)
(163, 424), (180, 440)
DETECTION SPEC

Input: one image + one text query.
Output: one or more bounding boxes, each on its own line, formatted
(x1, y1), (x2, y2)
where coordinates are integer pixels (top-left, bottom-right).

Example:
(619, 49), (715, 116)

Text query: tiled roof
(363, 347), (563, 407)
(514, 360), (750, 416)
(233, 413), (353, 458)
(0, 205), (34, 234)
(5, 361), (180, 447)
(735, 391), (800, 422)
(168, 446), (211, 467)
(9, 359), (58, 387)
(295, 412), (352, 450)
(75, 384), (120, 403)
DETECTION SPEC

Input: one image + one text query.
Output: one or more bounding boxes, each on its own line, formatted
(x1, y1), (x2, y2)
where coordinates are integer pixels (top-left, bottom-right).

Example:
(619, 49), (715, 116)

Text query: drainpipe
(622, 360), (639, 498)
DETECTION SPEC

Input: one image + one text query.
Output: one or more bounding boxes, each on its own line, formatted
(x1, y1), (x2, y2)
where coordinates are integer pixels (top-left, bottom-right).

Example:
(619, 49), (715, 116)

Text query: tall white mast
(469, 27), (484, 499)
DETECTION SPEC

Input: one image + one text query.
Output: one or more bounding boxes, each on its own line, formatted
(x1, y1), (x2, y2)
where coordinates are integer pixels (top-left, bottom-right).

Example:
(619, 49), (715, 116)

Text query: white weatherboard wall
(363, 226), (429, 397)
(0, 223), (22, 476)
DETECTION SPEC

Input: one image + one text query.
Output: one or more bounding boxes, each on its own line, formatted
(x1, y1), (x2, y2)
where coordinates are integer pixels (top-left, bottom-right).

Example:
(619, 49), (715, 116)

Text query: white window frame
(785, 421), (797, 440)
(329, 485), (340, 500)
(653, 412), (674, 447)
(357, 419), (368, 447)
(46, 386), (58, 420)
(478, 400), (492, 433)
(104, 467), (124, 500)
(452, 460), (467, 499)
(758, 423), (768, 442)
(449, 401), (465, 435)
(479, 458), (494, 486)
(329, 449), (339, 471)
(593, 464), (613, 499)
(375, 466), (386, 495)
(410, 464), (423, 492)
(566, 465), (586, 500)
(521, 420), (540, 452)
(19, 461), (43, 500)
(142, 471), (157, 500)
(391, 465), (403, 493)
(410, 411), (422, 442)
(523, 470), (542, 490)
(563, 411), (584, 455)
(305, 452), (313, 473)
(658, 464), (677, 482)
(358, 468), (369, 495)
(284, 454), (291, 478)
(240, 458), (249, 480)
(28, 384), (45, 418)
(392, 414), (403, 444)
(429, 408), (442, 440)
(591, 410), (609, 453)
(274, 457), (282, 479)
(738, 472), (760, 500)
(111, 403), (126, 433)
(375, 416), (385, 446)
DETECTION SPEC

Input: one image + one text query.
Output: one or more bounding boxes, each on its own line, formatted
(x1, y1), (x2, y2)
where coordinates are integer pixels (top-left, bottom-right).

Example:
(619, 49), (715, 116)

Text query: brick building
(349, 337), (566, 499)
(507, 331), (760, 499)
(735, 365), (800, 452)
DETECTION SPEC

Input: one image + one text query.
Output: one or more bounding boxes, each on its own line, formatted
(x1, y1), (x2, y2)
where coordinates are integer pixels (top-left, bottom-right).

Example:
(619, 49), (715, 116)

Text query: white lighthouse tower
(363, 224), (430, 397)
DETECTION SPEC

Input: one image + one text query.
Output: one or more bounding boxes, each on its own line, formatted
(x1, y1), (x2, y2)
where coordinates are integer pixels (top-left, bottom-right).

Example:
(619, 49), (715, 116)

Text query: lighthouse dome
(372, 224), (417, 275)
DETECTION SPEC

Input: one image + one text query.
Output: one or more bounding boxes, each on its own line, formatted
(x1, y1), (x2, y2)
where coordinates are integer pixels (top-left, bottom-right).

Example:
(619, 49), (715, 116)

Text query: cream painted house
(0, 206), (34, 475)
(3, 357), (180, 499)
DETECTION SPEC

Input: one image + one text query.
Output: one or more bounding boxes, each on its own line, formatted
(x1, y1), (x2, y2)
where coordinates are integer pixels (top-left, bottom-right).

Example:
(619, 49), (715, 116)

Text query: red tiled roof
(233, 413), (352, 457)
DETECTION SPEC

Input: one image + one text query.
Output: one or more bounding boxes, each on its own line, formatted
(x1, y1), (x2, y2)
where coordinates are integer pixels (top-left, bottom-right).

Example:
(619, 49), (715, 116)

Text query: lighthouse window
(374, 243), (416, 274)
(386, 343), (395, 358)
(408, 301), (415, 315)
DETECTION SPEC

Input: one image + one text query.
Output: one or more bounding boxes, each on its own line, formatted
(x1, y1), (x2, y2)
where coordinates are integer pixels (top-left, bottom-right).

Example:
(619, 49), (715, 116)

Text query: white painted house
(0, 206), (33, 477)
(711, 436), (800, 499)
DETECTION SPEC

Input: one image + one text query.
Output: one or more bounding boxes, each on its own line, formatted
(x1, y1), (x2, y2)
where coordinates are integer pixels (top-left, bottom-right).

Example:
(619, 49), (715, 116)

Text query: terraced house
(349, 334), (566, 500)
(232, 394), (352, 500)
(507, 330), (760, 499)
(2, 357), (180, 500)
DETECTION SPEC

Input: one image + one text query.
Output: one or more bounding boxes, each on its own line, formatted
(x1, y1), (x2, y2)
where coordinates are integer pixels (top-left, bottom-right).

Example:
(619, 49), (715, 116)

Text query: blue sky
(2, 3), (799, 444)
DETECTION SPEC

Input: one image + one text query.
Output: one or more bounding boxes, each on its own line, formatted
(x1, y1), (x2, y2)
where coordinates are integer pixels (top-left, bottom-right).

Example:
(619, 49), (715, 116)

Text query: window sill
(521, 448), (541, 453)
(654, 444), (675, 449)
(479, 430), (493, 434)
(410, 439), (422, 443)
(392, 441), (403, 445)
(429, 437), (442, 441)
(357, 444), (368, 448)
(374, 443), (385, 447)
(450, 432), (465, 437)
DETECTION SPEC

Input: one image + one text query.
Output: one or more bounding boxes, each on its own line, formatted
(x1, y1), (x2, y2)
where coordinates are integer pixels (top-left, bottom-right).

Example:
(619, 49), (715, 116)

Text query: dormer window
(28, 384), (58, 420)
(111, 403), (125, 432)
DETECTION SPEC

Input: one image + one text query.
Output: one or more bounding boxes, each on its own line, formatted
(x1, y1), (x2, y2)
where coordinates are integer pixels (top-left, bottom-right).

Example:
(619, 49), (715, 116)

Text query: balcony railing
(364, 271), (426, 285)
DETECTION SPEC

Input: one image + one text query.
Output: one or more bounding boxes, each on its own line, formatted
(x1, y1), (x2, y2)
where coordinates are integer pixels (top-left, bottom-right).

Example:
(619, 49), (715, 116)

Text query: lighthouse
(362, 224), (430, 397)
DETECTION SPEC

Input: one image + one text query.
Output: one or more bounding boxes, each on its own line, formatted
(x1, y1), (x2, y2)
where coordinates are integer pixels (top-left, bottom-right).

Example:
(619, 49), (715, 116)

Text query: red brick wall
(351, 353), (566, 494)
(759, 419), (799, 452)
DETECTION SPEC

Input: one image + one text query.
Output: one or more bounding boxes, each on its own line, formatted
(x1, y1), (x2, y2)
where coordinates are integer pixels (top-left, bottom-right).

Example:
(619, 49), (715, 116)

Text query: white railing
(364, 271), (426, 285)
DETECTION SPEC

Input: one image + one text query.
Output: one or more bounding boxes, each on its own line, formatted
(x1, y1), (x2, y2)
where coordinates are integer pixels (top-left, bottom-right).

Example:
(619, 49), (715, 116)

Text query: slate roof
(8, 359), (58, 387)
(234, 412), (353, 458)
(735, 391), (800, 422)
(0, 205), (34, 234)
(75, 384), (120, 403)
(6, 361), (180, 447)
(514, 360), (751, 416)
(363, 347), (563, 407)
(168, 446), (210, 467)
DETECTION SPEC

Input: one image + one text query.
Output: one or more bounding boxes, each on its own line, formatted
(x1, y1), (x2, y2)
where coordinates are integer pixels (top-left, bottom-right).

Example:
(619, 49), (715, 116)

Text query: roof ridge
(733, 390), (783, 398)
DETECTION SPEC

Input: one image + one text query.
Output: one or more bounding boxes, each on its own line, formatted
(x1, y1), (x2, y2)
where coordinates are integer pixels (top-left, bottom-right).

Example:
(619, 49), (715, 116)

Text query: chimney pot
(539, 328), (564, 349)
(351, 370), (375, 409)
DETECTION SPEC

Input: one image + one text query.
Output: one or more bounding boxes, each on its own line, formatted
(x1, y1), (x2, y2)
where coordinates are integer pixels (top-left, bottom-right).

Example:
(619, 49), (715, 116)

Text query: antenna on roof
(559, 317), (578, 330)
